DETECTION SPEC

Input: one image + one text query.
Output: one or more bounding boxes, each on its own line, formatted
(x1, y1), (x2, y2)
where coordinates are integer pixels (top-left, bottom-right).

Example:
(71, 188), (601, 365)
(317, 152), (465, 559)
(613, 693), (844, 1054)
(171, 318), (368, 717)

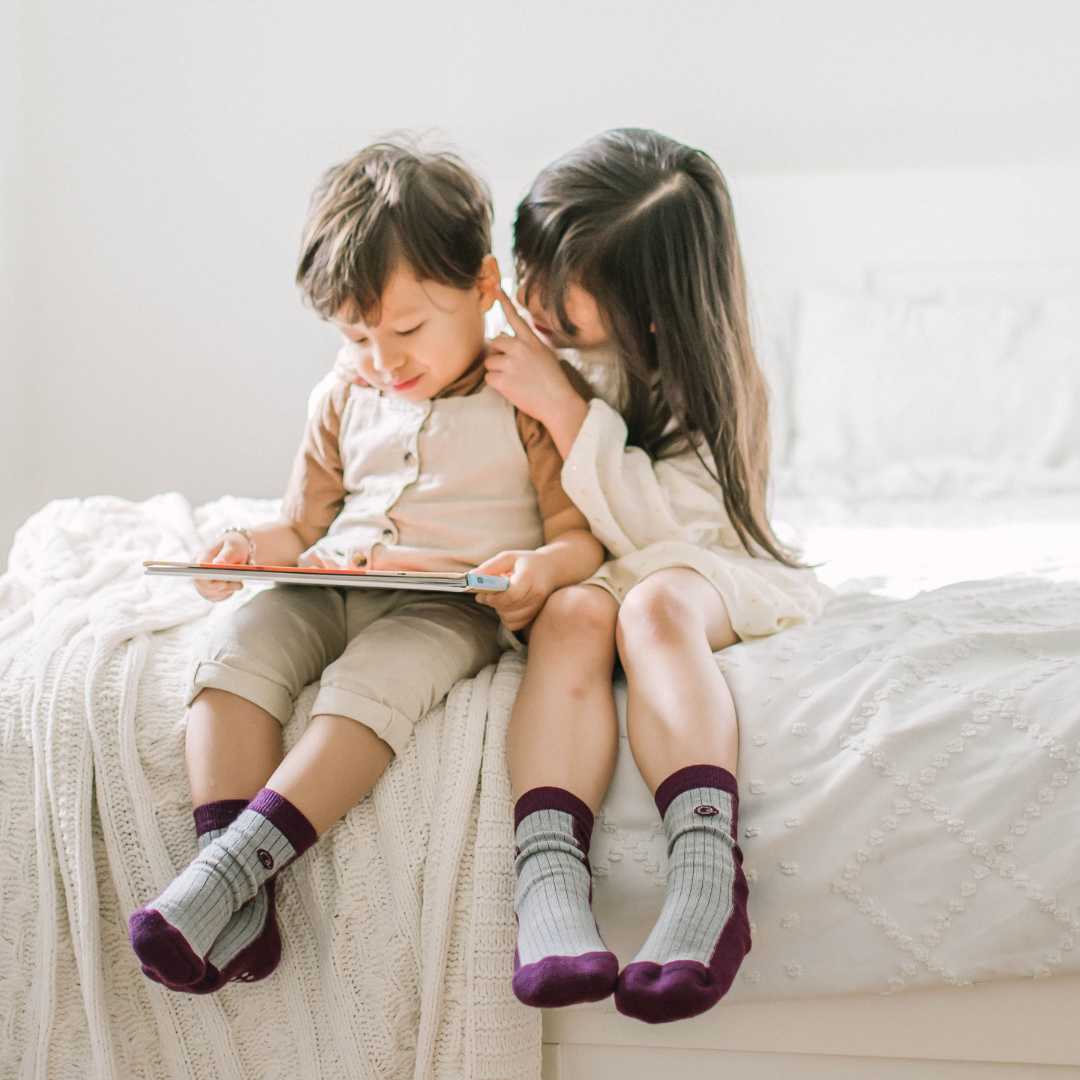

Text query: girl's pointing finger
(496, 287), (539, 342)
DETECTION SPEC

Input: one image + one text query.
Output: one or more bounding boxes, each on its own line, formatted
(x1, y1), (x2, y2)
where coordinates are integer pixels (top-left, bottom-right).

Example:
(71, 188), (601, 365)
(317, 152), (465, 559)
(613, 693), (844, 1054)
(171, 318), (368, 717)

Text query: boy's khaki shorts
(186, 585), (504, 756)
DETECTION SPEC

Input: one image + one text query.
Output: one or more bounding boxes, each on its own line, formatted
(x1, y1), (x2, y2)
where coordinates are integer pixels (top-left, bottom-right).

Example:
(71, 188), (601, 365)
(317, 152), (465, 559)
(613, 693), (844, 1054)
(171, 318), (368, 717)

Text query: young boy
(128, 141), (603, 993)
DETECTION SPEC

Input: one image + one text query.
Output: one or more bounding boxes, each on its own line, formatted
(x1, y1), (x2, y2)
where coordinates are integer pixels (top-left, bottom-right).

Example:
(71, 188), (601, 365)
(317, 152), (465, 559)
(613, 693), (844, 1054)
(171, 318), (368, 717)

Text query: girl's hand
(471, 548), (556, 632)
(194, 532), (252, 602)
(485, 288), (582, 426)
(333, 343), (373, 386)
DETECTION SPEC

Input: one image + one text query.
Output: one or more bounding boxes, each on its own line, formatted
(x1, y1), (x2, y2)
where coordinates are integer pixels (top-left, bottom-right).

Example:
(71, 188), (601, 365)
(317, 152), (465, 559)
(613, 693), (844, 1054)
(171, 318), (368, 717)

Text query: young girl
(482, 128), (831, 1024)
(127, 142), (603, 993)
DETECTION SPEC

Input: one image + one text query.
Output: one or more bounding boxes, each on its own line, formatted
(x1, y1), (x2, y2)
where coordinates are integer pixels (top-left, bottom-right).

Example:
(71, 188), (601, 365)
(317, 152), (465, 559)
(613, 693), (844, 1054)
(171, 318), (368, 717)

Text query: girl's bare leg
(613, 566), (750, 1024)
(507, 584), (623, 1008)
(615, 568), (739, 794)
(507, 584), (620, 812)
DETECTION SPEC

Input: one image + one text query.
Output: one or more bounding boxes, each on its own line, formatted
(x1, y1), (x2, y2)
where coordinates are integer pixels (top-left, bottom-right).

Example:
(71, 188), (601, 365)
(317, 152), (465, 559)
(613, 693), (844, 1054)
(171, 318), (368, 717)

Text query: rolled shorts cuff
(187, 659), (295, 725)
(496, 620), (527, 654)
(311, 684), (413, 758)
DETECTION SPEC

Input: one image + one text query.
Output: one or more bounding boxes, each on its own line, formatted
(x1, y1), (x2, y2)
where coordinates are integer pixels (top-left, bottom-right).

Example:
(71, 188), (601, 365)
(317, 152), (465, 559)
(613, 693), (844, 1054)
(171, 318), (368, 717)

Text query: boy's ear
(477, 254), (500, 312)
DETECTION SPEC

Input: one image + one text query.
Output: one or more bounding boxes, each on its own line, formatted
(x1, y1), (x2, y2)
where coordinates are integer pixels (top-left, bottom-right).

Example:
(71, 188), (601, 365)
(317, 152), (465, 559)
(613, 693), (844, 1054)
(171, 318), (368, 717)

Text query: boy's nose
(371, 345), (403, 373)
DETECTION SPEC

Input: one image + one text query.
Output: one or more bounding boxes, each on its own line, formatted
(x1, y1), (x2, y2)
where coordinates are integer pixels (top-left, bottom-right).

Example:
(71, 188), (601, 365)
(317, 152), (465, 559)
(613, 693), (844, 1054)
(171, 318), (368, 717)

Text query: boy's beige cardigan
(281, 357), (593, 571)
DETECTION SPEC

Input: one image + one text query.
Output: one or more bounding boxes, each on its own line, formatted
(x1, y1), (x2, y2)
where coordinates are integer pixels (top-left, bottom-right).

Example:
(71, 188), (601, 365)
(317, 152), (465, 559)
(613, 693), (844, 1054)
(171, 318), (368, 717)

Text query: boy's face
(332, 257), (498, 401)
(516, 280), (609, 350)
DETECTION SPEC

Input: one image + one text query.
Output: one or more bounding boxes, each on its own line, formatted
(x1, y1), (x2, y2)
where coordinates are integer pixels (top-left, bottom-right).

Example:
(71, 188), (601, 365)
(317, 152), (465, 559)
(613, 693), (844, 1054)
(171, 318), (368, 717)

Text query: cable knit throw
(0, 493), (540, 1080)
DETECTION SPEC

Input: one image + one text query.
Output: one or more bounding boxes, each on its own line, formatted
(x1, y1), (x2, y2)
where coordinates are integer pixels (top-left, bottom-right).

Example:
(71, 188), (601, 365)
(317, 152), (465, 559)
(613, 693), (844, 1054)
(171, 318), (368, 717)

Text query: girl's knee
(534, 585), (619, 641)
(617, 575), (700, 647)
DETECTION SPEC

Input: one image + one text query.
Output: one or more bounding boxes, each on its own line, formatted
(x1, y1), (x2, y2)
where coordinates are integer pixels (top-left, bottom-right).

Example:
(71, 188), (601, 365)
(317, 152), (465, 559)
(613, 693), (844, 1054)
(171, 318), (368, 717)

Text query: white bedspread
(587, 492), (1080, 1003)
(2, 491), (1078, 1079)
(0, 493), (538, 1080)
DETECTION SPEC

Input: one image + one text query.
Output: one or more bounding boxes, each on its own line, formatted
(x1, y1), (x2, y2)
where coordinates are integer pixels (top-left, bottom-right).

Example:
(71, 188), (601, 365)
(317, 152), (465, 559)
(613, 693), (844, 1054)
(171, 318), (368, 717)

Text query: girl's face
(516, 281), (610, 350)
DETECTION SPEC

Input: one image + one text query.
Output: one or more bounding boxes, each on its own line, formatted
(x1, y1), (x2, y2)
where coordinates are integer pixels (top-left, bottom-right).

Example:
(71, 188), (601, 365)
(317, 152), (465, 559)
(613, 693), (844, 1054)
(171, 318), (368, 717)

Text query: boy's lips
(392, 374), (422, 390)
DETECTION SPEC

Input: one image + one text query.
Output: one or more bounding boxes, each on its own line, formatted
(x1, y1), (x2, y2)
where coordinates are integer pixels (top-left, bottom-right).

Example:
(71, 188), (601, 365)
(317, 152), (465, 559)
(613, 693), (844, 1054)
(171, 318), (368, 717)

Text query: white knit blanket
(0, 493), (539, 1080)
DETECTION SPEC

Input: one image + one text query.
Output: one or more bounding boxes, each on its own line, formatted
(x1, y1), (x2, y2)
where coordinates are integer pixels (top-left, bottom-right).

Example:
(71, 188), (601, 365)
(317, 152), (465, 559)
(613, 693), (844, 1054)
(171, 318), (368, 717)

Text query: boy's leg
(133, 585), (355, 988)
(185, 583), (360, 804)
(611, 568), (751, 1025)
(142, 688), (292, 993)
(132, 590), (500, 986)
(507, 585), (623, 1008)
(265, 587), (506, 831)
(186, 688), (283, 805)
(261, 713), (393, 836)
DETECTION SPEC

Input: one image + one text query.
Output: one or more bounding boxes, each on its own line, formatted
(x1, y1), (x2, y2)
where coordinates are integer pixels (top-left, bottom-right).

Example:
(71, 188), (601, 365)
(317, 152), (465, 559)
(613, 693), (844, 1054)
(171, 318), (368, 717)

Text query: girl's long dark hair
(514, 127), (806, 568)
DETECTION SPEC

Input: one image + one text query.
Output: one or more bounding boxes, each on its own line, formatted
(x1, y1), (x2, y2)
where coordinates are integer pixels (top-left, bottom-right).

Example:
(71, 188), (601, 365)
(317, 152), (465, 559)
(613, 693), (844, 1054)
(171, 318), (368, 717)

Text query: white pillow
(789, 289), (1080, 496)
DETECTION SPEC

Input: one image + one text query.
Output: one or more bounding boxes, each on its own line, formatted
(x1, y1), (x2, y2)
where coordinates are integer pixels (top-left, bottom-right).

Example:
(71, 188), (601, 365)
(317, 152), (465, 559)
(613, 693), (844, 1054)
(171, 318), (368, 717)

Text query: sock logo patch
(256, 848), (275, 870)
(694, 804), (719, 817)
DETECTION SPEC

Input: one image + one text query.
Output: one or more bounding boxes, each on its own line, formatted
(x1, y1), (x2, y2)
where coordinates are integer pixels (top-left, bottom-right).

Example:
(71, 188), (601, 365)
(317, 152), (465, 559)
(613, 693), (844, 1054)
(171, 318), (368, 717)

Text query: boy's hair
(514, 127), (806, 570)
(296, 140), (493, 320)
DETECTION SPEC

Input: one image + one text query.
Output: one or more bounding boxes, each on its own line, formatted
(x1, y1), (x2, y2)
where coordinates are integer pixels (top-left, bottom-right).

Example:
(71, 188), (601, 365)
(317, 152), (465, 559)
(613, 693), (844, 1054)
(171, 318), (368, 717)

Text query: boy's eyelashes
(349, 323), (424, 345)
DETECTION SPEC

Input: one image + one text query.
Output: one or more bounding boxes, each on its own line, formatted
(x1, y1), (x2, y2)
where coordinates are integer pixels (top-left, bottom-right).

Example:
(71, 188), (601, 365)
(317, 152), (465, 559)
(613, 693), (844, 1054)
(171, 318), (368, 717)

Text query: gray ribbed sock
(150, 810), (293, 960)
(614, 765), (751, 1023)
(514, 807), (608, 966)
(631, 785), (739, 966)
(196, 826), (270, 970)
(511, 787), (618, 1007)
(132, 789), (314, 980)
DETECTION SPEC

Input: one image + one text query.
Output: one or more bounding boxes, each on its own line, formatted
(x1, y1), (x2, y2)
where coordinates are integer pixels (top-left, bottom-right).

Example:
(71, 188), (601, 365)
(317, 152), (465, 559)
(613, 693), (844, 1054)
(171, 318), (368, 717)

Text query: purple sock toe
(512, 950), (618, 1008)
(129, 908), (206, 987)
(615, 960), (719, 1023)
(138, 883), (281, 995)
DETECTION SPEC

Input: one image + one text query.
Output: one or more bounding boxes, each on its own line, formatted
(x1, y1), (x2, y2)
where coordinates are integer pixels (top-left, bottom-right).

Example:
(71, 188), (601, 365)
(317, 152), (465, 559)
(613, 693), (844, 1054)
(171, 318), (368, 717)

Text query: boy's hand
(298, 544), (352, 569)
(194, 533), (252, 602)
(471, 548), (556, 632)
(485, 288), (582, 426)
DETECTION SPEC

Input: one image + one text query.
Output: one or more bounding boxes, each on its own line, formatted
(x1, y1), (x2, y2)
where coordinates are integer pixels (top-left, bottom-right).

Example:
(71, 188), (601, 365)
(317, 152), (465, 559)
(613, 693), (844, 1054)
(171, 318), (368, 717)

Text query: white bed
(541, 278), (1080, 1078)
(543, 492), (1080, 1079)
(3, 276), (1079, 1080)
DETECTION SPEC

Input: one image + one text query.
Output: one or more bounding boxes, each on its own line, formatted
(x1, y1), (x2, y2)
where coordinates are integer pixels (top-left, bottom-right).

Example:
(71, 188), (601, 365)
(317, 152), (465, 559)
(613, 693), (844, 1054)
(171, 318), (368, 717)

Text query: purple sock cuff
(514, 786), (595, 852)
(248, 788), (318, 855)
(193, 799), (250, 836)
(654, 764), (739, 820)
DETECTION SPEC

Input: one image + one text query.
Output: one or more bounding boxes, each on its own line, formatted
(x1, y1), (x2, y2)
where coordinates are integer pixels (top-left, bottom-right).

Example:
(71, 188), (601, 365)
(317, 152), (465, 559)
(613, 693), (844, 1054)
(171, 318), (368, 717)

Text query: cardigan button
(404, 451), (415, 465)
(381, 528), (394, 541)
(352, 552), (368, 567)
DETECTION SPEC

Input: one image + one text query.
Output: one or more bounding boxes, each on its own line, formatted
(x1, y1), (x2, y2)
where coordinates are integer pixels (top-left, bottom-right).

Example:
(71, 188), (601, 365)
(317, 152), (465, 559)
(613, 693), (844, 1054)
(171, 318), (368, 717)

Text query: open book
(143, 560), (510, 593)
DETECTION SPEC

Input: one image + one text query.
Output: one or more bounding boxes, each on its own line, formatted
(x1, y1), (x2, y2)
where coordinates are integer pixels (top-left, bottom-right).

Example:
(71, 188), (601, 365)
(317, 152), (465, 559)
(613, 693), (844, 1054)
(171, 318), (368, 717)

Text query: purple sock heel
(141, 881), (281, 994)
(129, 908), (206, 987)
(512, 948), (619, 1008)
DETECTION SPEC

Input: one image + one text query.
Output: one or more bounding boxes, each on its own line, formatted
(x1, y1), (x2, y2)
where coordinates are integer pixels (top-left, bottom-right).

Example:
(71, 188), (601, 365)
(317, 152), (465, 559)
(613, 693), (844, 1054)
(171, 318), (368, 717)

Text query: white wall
(2, 0), (30, 567)
(5, 0), (1080, 568)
